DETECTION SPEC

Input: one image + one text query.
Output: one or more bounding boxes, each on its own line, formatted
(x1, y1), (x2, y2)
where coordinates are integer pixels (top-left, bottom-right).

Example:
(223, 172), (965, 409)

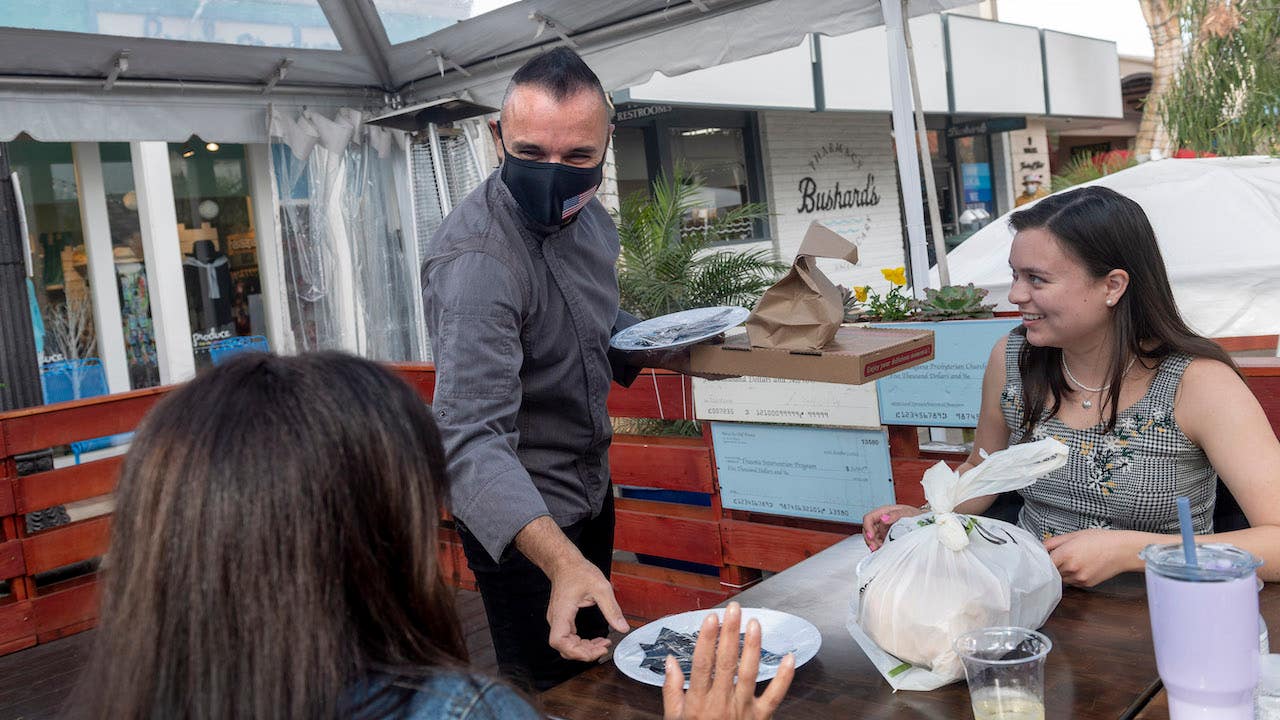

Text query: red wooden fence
(2, 357), (1278, 654)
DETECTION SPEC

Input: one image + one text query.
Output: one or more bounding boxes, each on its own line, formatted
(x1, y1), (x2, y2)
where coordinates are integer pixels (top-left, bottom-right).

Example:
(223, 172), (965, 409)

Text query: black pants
(457, 490), (615, 692)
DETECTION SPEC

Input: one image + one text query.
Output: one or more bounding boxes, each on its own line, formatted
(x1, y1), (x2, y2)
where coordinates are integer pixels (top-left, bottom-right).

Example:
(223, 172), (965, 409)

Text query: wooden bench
(0, 387), (166, 655)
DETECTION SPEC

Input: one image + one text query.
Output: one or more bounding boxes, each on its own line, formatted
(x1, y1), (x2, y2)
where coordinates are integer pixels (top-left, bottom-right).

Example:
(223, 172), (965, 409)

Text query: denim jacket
(355, 671), (542, 720)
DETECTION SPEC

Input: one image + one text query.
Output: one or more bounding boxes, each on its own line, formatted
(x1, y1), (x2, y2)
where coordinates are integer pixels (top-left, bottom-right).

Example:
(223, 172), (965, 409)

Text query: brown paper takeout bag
(745, 221), (858, 351)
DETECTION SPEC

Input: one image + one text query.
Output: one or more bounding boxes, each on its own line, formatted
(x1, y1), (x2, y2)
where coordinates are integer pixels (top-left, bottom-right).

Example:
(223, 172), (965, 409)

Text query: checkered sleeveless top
(1001, 331), (1216, 538)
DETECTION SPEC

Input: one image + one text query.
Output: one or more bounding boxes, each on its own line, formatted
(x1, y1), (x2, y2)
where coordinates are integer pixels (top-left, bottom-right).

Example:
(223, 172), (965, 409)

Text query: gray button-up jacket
(422, 172), (638, 562)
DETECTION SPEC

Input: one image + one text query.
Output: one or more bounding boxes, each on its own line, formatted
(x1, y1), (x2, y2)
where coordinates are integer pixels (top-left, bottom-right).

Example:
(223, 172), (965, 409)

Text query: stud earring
(1106, 299), (1114, 306)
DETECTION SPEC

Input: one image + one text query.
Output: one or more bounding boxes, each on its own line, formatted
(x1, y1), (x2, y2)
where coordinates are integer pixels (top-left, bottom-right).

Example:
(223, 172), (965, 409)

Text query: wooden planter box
(1, 346), (1276, 653)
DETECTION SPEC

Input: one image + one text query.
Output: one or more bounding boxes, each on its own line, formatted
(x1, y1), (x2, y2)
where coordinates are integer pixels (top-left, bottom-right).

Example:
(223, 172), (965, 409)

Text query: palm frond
(615, 168), (777, 318)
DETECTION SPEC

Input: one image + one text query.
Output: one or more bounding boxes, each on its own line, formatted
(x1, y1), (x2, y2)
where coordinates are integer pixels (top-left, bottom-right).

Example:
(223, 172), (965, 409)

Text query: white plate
(609, 306), (750, 352)
(613, 607), (822, 688)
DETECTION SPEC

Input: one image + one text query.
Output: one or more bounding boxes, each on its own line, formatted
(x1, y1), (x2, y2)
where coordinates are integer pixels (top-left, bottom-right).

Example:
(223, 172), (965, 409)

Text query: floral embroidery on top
(1001, 383), (1021, 412)
(1000, 335), (1213, 538)
(1083, 404), (1176, 496)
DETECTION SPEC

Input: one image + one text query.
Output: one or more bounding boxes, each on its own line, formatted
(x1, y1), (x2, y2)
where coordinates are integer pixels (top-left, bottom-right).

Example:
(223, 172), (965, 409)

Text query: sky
(995, 0), (1154, 57)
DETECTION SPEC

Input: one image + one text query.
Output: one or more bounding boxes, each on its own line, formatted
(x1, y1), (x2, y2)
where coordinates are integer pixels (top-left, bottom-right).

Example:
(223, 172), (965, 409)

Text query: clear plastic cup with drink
(1141, 542), (1262, 719)
(955, 626), (1051, 720)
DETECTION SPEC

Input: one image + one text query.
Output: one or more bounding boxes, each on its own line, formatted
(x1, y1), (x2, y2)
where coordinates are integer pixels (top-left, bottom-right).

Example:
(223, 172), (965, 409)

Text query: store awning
(0, 0), (965, 142)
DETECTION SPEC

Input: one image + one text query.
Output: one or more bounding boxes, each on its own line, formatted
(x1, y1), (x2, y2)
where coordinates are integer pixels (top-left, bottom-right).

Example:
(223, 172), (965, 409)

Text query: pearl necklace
(1061, 355), (1137, 409)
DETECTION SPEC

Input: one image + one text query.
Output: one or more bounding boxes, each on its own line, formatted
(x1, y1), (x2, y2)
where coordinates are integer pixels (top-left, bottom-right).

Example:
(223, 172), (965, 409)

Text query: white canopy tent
(1, 0), (965, 284)
(0, 0), (959, 136)
(933, 157), (1280, 339)
(0, 0), (962, 105)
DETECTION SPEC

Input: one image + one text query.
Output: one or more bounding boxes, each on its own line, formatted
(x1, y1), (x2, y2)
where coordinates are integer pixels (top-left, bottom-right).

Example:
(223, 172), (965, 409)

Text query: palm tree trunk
(1137, 0), (1184, 159)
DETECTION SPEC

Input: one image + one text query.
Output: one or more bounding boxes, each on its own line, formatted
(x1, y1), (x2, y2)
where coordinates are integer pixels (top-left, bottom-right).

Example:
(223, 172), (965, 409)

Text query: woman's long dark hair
(67, 352), (467, 719)
(1009, 186), (1238, 434)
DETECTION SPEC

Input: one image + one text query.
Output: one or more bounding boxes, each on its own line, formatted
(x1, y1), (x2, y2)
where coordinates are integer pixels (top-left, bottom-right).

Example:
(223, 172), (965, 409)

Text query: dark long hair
(67, 352), (467, 719)
(1008, 186), (1238, 434)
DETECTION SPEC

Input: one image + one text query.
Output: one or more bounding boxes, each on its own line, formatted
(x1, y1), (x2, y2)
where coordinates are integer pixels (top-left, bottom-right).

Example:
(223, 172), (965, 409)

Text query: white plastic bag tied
(847, 437), (1070, 691)
(933, 512), (970, 551)
(922, 438), (1071, 514)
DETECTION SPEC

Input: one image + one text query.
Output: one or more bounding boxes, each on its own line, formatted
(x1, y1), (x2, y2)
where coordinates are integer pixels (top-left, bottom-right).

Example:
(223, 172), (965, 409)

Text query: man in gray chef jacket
(422, 47), (689, 690)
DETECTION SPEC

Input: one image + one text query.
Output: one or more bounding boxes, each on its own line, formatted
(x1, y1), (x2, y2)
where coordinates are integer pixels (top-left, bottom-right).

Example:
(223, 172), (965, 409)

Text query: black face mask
(497, 122), (605, 227)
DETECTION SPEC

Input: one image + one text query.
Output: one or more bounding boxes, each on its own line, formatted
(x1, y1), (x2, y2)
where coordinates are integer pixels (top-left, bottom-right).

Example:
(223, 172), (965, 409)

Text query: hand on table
(546, 554), (630, 661)
(662, 602), (795, 720)
(862, 504), (926, 551)
(1044, 529), (1145, 587)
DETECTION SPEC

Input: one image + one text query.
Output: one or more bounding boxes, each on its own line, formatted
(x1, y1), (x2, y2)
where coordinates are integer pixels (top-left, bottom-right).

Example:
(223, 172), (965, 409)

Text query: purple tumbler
(1141, 543), (1262, 719)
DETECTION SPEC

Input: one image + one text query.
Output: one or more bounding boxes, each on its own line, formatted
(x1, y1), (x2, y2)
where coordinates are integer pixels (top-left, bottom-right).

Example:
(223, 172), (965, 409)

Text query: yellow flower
(854, 286), (869, 302)
(882, 267), (907, 286)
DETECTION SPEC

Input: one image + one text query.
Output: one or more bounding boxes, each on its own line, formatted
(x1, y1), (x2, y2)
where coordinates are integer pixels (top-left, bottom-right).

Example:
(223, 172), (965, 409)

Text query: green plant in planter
(841, 267), (912, 322)
(613, 168), (783, 438)
(614, 167), (784, 319)
(841, 267), (914, 322)
(910, 284), (996, 321)
(841, 269), (996, 323)
(1051, 150), (1135, 191)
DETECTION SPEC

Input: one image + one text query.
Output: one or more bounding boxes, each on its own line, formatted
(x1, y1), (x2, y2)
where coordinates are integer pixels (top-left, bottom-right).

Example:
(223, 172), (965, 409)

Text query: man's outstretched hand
(546, 551), (630, 661)
(515, 516), (630, 661)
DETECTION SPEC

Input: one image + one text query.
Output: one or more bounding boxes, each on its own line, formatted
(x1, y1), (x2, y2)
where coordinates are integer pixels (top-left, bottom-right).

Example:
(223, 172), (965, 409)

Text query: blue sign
(961, 162), (992, 205)
(710, 422), (895, 523)
(873, 318), (1021, 427)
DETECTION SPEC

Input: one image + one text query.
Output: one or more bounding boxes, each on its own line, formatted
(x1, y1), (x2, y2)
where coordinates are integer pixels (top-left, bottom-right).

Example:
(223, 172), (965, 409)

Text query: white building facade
(607, 11), (1124, 291)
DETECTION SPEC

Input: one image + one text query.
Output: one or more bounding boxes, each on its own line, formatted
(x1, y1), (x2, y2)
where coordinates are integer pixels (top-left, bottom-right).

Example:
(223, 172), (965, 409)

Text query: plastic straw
(1177, 496), (1197, 567)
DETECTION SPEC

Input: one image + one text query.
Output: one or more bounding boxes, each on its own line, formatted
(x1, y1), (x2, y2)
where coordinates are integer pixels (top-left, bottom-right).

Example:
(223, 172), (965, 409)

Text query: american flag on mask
(561, 185), (598, 220)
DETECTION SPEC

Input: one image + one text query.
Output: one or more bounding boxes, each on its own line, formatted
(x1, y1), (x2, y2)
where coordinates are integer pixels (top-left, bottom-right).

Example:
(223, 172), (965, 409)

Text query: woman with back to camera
(863, 186), (1280, 587)
(65, 352), (792, 719)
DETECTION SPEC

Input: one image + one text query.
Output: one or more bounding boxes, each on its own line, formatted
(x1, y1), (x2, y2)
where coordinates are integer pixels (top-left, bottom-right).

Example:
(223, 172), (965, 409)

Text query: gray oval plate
(609, 306), (750, 352)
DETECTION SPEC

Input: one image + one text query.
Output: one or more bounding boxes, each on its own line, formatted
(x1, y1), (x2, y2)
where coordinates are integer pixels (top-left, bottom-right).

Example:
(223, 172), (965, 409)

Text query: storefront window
(99, 143), (159, 389)
(946, 134), (996, 252)
(668, 127), (753, 240)
(8, 140), (101, 401)
(955, 135), (994, 220)
(168, 140), (264, 369)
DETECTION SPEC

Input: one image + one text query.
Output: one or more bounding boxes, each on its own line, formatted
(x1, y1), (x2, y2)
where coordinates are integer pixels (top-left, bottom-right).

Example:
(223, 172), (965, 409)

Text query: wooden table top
(542, 536), (1280, 720)
(1132, 688), (1168, 720)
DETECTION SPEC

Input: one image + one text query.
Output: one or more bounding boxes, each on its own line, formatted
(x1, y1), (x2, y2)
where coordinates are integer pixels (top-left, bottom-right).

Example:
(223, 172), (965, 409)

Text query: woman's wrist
(1125, 531), (1164, 573)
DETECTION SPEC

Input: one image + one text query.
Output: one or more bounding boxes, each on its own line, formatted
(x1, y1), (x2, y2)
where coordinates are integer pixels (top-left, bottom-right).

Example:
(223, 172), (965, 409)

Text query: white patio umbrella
(933, 157), (1280, 339)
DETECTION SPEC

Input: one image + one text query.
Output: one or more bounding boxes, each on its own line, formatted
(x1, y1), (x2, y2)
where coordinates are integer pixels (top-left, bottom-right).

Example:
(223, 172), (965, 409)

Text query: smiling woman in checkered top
(863, 185), (1280, 587)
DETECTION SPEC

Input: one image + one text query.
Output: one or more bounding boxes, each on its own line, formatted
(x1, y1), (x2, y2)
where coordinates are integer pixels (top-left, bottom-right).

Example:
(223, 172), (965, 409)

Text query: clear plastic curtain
(268, 108), (420, 361)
